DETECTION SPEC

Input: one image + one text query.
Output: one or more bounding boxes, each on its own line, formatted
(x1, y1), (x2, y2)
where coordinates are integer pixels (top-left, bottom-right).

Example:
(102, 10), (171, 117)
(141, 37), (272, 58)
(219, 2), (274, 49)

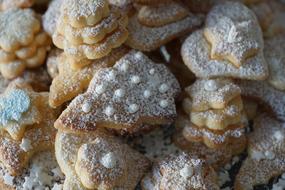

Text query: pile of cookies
(0, 0), (284, 190)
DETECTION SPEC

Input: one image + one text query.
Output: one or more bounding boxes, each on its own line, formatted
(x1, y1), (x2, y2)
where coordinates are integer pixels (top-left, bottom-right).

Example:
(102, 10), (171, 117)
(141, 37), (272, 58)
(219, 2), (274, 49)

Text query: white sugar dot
(265, 151), (275, 160)
(144, 90), (151, 98)
(82, 102), (91, 113)
(274, 131), (284, 141)
(179, 165), (193, 179)
(95, 84), (106, 94)
(120, 62), (129, 72)
(114, 89), (125, 98)
(105, 106), (115, 116)
(131, 75), (141, 84)
(100, 152), (117, 169)
(135, 52), (143, 59)
(20, 138), (32, 152)
(3, 173), (14, 186)
(149, 68), (155, 75)
(129, 104), (139, 113)
(251, 150), (264, 161)
(204, 80), (219, 91)
(159, 84), (169, 93)
(159, 99), (169, 108)
(106, 71), (116, 81)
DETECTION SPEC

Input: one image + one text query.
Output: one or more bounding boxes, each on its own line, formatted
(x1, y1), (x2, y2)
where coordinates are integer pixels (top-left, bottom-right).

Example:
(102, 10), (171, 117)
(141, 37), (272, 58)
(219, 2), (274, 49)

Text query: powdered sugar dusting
(43, 0), (62, 36)
(181, 30), (268, 80)
(235, 115), (285, 189)
(0, 89), (30, 126)
(237, 80), (285, 121)
(141, 153), (219, 190)
(126, 13), (203, 51)
(56, 50), (180, 132)
(185, 78), (241, 112)
(204, 2), (263, 66)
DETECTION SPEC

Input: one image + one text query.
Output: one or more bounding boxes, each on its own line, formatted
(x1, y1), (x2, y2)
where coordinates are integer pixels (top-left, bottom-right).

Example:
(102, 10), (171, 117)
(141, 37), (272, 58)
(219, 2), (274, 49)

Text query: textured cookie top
(55, 130), (150, 190)
(0, 81), (42, 140)
(178, 114), (245, 146)
(237, 80), (285, 121)
(142, 152), (219, 190)
(264, 35), (285, 91)
(185, 78), (241, 112)
(75, 135), (150, 189)
(55, 51), (180, 132)
(0, 8), (40, 51)
(0, 0), (34, 10)
(204, 2), (263, 67)
(60, 0), (110, 27)
(235, 115), (285, 189)
(126, 13), (203, 51)
(181, 30), (268, 80)
(138, 1), (189, 27)
(0, 89), (30, 126)
(43, 0), (62, 36)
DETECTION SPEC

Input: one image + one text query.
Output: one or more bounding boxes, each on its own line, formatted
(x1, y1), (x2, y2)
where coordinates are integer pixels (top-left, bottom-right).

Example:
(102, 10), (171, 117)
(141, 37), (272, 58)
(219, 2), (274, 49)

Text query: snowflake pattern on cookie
(235, 114), (285, 190)
(204, 2), (263, 67)
(0, 92), (59, 176)
(55, 51), (180, 132)
(0, 81), (42, 140)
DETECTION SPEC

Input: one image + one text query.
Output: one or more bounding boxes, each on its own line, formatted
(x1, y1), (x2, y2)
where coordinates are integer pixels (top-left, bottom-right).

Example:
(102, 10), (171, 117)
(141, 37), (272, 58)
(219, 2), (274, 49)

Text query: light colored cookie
(53, 25), (128, 65)
(0, 8), (40, 52)
(0, 81), (42, 140)
(55, 51), (180, 133)
(181, 30), (268, 80)
(177, 113), (245, 149)
(49, 46), (129, 108)
(42, 0), (62, 36)
(173, 131), (246, 170)
(237, 80), (285, 121)
(55, 130), (150, 190)
(235, 114), (285, 190)
(141, 152), (220, 190)
(189, 97), (243, 130)
(0, 0), (34, 10)
(264, 35), (285, 91)
(57, 9), (128, 45)
(137, 1), (189, 27)
(204, 2), (263, 67)
(46, 48), (62, 79)
(185, 78), (241, 112)
(126, 12), (203, 51)
(60, 0), (110, 28)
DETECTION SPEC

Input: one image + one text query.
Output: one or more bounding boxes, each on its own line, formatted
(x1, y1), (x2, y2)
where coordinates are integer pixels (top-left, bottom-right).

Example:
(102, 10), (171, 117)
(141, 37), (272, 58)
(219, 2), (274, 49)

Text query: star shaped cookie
(0, 92), (59, 176)
(204, 2), (263, 67)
